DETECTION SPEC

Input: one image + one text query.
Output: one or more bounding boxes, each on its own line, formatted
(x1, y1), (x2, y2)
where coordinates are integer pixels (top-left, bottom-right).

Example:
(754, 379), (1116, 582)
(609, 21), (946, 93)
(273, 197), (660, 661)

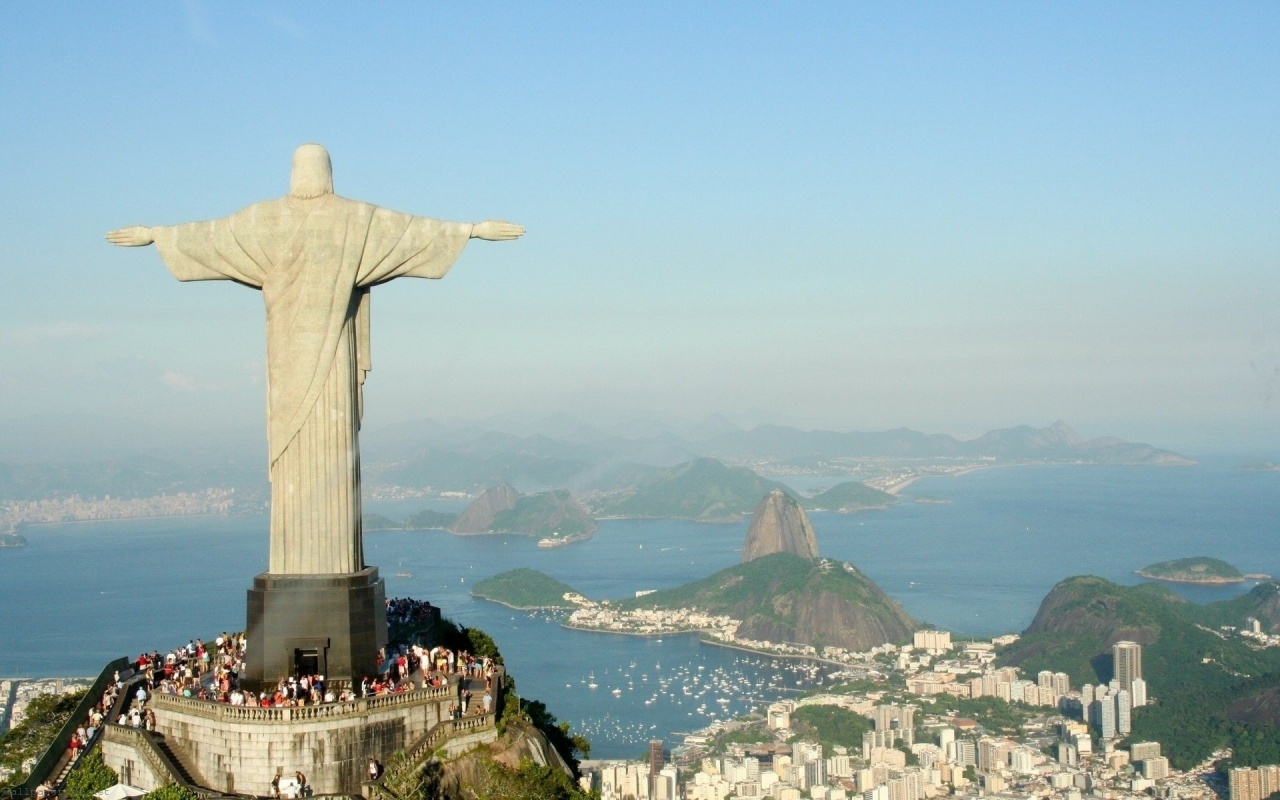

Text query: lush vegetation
(618, 553), (904, 621)
(473, 569), (580, 610)
(1137, 557), (1244, 583)
(64, 748), (117, 800)
(1002, 576), (1280, 769)
(141, 786), (202, 800)
(472, 756), (590, 800)
(913, 696), (1036, 737)
(387, 609), (503, 663)
(1128, 673), (1280, 770)
(598, 458), (795, 522)
(0, 689), (87, 787)
(711, 727), (775, 753)
(803, 481), (896, 512)
(501, 676), (590, 772)
(789, 705), (873, 755)
(491, 491), (597, 537)
(615, 552), (916, 650)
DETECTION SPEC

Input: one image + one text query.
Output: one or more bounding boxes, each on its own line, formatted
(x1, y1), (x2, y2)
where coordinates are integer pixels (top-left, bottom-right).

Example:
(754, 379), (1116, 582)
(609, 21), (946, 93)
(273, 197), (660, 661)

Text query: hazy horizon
(1, 4), (1277, 461)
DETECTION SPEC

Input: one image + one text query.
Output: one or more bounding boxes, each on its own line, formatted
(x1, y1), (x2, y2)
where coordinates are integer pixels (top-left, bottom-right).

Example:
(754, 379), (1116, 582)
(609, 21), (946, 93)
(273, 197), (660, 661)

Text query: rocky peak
(742, 490), (819, 563)
(452, 484), (519, 533)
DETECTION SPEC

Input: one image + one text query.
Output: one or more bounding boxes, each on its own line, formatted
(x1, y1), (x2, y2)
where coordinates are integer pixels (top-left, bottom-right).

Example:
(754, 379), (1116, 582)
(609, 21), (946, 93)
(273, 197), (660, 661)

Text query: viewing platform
(100, 671), (501, 797)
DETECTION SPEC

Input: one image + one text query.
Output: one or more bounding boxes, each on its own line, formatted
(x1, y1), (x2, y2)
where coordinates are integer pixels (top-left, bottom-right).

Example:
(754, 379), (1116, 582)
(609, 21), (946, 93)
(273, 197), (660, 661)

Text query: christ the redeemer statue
(108, 144), (523, 577)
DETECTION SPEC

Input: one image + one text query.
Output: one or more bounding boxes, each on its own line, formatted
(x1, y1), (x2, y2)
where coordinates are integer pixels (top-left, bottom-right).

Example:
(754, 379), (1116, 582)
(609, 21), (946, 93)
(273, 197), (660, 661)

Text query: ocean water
(0, 460), (1275, 757)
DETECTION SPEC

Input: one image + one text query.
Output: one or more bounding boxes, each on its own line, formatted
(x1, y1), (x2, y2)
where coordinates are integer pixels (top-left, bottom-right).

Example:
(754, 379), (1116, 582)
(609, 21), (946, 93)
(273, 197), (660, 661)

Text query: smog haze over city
(0, 3), (1277, 461)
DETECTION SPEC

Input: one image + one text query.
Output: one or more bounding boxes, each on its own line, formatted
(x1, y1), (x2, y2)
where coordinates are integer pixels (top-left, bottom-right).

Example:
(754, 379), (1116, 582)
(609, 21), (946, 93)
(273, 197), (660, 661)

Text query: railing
(104, 726), (185, 788)
(5, 656), (131, 797)
(363, 711), (497, 800)
(102, 725), (225, 799)
(150, 682), (455, 723)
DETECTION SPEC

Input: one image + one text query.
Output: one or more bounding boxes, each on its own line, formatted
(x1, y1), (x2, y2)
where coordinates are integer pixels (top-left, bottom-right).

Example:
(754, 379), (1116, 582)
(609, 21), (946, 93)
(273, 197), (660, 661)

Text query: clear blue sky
(0, 3), (1276, 456)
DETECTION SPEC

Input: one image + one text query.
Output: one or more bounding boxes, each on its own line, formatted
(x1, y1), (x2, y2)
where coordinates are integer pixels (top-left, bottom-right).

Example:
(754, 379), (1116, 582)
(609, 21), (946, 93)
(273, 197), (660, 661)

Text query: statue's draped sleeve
(349, 207), (472, 396)
(151, 208), (268, 289)
(353, 207), (472, 287)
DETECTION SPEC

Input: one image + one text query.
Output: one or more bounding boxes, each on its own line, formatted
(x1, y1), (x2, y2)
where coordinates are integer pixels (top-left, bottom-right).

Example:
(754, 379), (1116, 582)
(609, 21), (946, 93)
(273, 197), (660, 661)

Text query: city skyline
(0, 4), (1277, 458)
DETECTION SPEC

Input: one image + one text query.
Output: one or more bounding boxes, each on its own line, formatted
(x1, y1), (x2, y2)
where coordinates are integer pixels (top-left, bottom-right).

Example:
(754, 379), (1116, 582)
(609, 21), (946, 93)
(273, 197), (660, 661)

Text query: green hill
(803, 481), (897, 512)
(1000, 576), (1280, 769)
(598, 458), (795, 522)
(1199, 581), (1280, 634)
(617, 552), (918, 651)
(492, 490), (598, 537)
(472, 568), (581, 610)
(1136, 556), (1245, 583)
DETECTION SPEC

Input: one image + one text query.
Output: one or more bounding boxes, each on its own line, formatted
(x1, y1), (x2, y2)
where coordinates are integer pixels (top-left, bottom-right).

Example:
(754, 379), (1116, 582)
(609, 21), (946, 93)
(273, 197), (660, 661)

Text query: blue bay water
(0, 461), (1275, 757)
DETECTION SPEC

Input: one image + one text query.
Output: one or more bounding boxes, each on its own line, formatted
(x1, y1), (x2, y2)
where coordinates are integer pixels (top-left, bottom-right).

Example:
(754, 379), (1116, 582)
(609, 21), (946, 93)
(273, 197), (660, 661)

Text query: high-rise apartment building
(1097, 697), (1116, 740)
(1116, 690), (1132, 735)
(1142, 757), (1170, 781)
(1131, 677), (1147, 707)
(649, 739), (665, 799)
(1230, 766), (1263, 800)
(914, 630), (952, 653)
(1113, 641), (1142, 694)
(1130, 742), (1161, 761)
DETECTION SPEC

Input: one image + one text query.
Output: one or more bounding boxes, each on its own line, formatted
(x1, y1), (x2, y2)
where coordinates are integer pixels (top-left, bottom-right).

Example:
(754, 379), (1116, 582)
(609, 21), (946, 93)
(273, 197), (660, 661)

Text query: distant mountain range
(360, 419), (1191, 494)
(0, 417), (1193, 503)
(699, 420), (1192, 465)
(594, 458), (795, 522)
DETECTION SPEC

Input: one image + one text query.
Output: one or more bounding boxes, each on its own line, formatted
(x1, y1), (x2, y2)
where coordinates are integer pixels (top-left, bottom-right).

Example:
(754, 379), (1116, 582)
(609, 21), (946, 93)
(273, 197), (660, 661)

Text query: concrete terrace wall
(149, 686), (457, 795)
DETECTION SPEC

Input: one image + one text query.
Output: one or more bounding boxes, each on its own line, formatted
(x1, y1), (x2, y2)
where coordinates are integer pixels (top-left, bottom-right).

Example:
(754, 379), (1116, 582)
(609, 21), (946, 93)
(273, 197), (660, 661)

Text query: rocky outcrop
(451, 484), (519, 534)
(742, 490), (819, 563)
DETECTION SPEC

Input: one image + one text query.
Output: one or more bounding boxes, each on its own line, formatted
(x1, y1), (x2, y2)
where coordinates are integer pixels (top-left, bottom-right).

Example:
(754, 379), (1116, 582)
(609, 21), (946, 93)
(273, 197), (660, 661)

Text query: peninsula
(471, 568), (582, 610)
(1135, 556), (1257, 584)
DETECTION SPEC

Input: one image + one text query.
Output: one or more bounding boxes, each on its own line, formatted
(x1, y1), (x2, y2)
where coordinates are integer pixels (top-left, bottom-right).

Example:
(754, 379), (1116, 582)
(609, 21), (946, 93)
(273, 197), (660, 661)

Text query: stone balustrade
(150, 683), (454, 723)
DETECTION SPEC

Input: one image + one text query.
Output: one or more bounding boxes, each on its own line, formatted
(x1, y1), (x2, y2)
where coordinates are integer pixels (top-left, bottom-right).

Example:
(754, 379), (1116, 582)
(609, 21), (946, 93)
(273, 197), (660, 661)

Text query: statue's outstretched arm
(470, 220), (525, 241)
(106, 226), (155, 247)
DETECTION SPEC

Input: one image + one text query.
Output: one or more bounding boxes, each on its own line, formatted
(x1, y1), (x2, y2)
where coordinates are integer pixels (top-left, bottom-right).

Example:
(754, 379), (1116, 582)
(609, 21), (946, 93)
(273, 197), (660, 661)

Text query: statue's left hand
(106, 226), (155, 247)
(471, 220), (525, 241)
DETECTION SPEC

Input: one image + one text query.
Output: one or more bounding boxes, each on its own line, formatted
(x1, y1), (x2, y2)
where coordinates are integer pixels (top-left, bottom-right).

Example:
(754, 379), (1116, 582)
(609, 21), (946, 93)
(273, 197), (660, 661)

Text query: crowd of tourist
(385, 596), (440, 628)
(34, 599), (500, 795)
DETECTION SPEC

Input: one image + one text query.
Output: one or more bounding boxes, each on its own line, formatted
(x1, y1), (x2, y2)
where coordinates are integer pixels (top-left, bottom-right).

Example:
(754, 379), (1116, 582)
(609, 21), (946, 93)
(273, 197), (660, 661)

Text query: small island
(471, 567), (583, 610)
(0, 532), (27, 548)
(1240, 460), (1280, 473)
(1136, 556), (1252, 584)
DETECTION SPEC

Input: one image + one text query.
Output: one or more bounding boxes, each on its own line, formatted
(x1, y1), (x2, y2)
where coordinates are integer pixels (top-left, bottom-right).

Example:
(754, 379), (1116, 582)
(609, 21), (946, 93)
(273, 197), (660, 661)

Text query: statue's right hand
(106, 226), (155, 247)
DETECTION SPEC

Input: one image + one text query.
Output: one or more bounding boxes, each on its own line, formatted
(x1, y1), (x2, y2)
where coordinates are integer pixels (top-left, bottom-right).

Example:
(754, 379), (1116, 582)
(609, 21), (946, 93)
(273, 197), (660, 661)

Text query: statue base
(244, 568), (387, 690)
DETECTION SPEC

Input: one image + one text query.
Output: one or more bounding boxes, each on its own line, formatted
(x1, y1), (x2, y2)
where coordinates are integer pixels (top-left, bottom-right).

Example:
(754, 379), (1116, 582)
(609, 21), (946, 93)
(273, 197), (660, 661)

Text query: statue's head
(290, 143), (333, 199)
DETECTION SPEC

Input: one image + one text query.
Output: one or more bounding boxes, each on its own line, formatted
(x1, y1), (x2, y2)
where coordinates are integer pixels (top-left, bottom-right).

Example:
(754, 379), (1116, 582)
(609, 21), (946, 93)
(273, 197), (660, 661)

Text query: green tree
(474, 757), (588, 800)
(0, 690), (88, 786)
(64, 748), (118, 800)
(142, 786), (201, 800)
(790, 705), (872, 756)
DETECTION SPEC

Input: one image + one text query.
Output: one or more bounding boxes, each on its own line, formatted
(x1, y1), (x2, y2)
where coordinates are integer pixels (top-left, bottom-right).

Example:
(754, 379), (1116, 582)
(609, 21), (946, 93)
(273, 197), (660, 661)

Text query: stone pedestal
(244, 568), (387, 689)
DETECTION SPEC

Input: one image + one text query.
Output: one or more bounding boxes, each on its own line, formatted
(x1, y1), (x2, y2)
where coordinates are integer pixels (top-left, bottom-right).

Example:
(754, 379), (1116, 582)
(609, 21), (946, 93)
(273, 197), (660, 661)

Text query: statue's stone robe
(153, 194), (471, 574)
